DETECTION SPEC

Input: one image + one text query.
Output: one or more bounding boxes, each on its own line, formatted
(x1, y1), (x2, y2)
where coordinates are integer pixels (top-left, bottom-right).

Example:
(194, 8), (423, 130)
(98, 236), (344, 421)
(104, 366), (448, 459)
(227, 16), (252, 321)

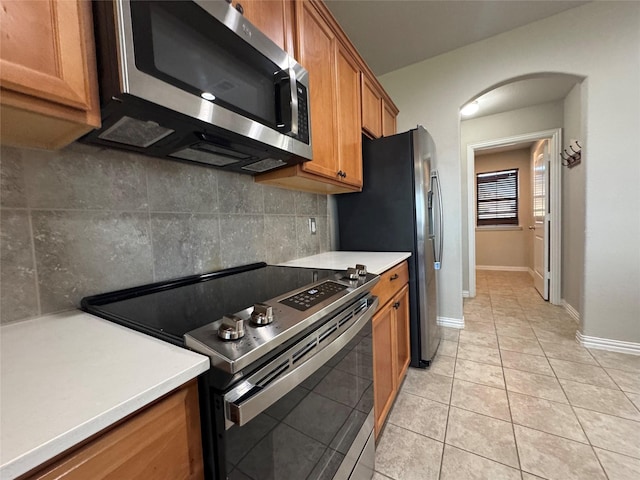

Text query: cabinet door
(26, 381), (203, 480)
(296, 1), (339, 179)
(393, 285), (411, 385)
(372, 304), (395, 438)
(239, 0), (294, 53)
(361, 74), (382, 138)
(0, 0), (100, 149)
(382, 100), (397, 137)
(0, 0), (95, 111)
(335, 43), (362, 188)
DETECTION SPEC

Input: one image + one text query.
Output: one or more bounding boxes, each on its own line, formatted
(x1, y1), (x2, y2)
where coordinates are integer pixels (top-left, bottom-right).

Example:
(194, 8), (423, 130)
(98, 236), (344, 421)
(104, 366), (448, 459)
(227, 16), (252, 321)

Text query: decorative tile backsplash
(0, 143), (332, 324)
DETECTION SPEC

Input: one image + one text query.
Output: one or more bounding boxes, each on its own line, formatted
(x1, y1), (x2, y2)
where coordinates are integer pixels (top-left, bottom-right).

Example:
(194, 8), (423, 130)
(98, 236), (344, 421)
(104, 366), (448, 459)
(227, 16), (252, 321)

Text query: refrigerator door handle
(427, 190), (435, 240)
(432, 171), (443, 270)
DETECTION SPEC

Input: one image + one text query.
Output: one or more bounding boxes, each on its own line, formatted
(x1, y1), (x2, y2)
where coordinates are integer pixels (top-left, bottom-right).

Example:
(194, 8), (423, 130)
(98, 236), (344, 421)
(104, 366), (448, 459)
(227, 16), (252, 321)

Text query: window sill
(476, 225), (523, 232)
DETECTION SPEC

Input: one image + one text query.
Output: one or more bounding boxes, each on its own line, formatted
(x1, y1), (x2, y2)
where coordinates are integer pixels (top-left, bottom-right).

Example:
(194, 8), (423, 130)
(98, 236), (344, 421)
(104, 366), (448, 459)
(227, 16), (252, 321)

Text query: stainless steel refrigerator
(336, 125), (443, 367)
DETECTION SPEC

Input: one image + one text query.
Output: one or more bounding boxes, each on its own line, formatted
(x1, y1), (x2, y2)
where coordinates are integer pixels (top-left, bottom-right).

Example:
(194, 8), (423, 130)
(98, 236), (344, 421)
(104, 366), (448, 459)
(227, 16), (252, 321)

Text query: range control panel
(280, 281), (347, 311)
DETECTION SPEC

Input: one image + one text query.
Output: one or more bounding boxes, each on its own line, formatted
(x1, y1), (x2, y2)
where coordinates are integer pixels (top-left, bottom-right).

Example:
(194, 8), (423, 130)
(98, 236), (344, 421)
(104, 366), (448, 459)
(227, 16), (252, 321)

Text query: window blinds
(476, 169), (519, 226)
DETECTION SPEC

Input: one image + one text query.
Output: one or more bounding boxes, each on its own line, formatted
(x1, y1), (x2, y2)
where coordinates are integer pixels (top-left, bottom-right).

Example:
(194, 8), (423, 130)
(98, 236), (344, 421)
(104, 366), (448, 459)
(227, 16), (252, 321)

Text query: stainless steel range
(82, 262), (379, 480)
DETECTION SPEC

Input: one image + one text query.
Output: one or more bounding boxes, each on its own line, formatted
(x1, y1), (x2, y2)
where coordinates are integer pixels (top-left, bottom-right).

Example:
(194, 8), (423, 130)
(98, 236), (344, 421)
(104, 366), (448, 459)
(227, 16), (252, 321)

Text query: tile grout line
(485, 285), (525, 475)
(537, 325), (640, 423)
(26, 205), (42, 316)
(496, 324), (524, 474)
(17, 150), (43, 316)
(536, 316), (611, 479)
(437, 332), (459, 480)
(143, 164), (157, 282)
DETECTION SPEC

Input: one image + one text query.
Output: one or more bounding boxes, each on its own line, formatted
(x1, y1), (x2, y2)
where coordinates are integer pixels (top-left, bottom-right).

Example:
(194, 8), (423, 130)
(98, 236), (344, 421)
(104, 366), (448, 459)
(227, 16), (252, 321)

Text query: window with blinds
(476, 169), (519, 226)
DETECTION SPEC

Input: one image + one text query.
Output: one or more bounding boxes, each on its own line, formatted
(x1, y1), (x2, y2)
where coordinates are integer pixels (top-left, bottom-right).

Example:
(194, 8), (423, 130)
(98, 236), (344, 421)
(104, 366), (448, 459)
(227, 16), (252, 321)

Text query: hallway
(374, 270), (640, 480)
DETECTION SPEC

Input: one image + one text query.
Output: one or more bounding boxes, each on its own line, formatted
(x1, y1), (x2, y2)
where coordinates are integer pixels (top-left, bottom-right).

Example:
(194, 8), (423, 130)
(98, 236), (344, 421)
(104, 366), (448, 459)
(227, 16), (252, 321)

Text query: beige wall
(562, 83), (585, 320)
(475, 149), (533, 269)
(380, 2), (640, 343)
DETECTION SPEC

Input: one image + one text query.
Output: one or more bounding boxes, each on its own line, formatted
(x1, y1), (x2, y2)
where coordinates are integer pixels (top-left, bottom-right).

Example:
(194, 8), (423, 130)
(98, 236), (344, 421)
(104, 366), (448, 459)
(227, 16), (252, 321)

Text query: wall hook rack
(561, 140), (582, 168)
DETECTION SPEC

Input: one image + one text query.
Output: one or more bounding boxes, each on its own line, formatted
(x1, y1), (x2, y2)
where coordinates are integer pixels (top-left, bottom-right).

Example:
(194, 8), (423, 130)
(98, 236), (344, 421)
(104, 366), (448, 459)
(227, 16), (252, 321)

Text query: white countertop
(0, 311), (209, 480)
(278, 251), (411, 274)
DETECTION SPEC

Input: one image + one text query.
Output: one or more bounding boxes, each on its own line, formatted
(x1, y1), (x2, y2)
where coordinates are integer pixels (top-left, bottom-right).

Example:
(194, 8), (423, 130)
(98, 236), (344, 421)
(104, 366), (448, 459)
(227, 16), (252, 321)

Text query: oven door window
(225, 321), (373, 480)
(130, 1), (280, 130)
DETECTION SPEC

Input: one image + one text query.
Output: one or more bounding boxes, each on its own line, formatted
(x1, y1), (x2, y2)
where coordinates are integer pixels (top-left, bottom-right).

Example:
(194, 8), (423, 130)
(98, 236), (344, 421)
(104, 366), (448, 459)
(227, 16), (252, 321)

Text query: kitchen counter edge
(278, 251), (411, 275)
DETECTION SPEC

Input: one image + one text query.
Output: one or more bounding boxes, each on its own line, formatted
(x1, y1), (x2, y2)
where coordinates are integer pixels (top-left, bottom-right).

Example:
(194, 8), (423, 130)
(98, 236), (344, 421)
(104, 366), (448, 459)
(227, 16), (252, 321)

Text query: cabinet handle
(390, 273), (399, 280)
(235, 2), (244, 14)
(393, 301), (400, 309)
(337, 170), (347, 178)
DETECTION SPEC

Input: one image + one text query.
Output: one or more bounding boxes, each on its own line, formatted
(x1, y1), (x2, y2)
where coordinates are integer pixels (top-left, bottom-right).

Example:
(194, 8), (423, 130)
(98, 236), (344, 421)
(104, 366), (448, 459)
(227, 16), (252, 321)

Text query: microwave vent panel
(242, 159), (286, 172)
(98, 116), (175, 148)
(170, 147), (241, 167)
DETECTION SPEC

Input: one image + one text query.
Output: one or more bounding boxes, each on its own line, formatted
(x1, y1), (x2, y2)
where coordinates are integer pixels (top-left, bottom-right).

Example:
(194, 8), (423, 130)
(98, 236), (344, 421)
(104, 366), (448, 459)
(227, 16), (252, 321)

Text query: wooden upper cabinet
(361, 74), (382, 138)
(255, 0), (362, 194)
(382, 98), (398, 137)
(297, 0), (340, 180)
(238, 0), (295, 54)
(255, 0), (398, 194)
(0, 0), (100, 149)
(335, 42), (362, 188)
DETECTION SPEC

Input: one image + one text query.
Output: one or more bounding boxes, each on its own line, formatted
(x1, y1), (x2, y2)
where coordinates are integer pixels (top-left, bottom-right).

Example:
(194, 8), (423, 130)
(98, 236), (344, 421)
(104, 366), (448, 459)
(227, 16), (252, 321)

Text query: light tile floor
(374, 271), (640, 480)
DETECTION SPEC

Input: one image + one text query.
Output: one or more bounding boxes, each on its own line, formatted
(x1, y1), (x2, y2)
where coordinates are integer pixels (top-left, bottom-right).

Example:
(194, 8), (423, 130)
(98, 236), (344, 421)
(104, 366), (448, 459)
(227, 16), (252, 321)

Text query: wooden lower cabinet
(371, 262), (410, 439)
(23, 380), (204, 480)
(372, 302), (395, 437)
(393, 285), (411, 386)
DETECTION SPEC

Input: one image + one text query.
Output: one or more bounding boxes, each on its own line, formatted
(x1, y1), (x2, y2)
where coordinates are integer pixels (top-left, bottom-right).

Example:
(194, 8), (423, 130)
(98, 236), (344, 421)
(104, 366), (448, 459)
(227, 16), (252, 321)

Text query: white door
(532, 140), (549, 299)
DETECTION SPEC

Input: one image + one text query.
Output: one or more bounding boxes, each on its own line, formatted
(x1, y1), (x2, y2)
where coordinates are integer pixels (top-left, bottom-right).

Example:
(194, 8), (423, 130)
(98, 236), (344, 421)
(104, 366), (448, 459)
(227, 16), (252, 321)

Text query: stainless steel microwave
(83, 0), (312, 174)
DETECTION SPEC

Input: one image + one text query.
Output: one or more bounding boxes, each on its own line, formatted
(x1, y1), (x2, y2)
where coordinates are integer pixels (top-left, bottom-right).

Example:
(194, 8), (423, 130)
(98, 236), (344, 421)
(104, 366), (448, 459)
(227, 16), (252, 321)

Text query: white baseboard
(438, 316), (464, 329)
(476, 265), (530, 272)
(562, 300), (580, 324)
(576, 331), (640, 356)
(462, 290), (470, 298)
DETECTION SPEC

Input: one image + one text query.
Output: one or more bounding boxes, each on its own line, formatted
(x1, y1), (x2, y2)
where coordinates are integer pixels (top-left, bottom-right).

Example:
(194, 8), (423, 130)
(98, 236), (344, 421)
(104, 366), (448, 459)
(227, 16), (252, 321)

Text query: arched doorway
(459, 73), (585, 312)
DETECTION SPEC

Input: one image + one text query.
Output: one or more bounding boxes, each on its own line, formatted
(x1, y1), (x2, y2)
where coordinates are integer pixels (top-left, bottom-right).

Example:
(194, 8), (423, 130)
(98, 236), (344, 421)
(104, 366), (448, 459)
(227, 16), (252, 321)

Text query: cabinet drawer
(371, 261), (409, 308)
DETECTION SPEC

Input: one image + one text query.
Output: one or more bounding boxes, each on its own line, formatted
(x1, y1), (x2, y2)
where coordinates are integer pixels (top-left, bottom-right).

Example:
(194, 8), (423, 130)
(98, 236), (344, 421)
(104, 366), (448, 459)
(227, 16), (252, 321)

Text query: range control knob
(345, 267), (359, 280)
(218, 314), (245, 340)
(355, 264), (367, 276)
(251, 303), (274, 326)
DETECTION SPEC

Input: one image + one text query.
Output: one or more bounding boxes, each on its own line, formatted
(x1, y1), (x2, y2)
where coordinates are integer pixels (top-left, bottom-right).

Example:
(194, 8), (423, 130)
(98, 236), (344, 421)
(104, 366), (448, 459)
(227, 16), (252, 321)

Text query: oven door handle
(224, 296), (379, 427)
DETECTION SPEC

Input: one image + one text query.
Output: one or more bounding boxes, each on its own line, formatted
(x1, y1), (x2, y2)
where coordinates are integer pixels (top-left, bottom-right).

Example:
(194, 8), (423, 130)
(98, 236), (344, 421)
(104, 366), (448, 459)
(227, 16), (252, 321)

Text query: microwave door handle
(289, 67), (299, 137)
(275, 67), (298, 136)
(427, 190), (435, 240)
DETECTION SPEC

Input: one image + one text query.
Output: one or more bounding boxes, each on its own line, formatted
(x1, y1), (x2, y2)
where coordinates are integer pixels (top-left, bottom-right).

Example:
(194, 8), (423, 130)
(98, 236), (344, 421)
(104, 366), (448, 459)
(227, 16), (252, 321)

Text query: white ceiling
(324, 0), (588, 119)
(325, 0), (589, 76)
